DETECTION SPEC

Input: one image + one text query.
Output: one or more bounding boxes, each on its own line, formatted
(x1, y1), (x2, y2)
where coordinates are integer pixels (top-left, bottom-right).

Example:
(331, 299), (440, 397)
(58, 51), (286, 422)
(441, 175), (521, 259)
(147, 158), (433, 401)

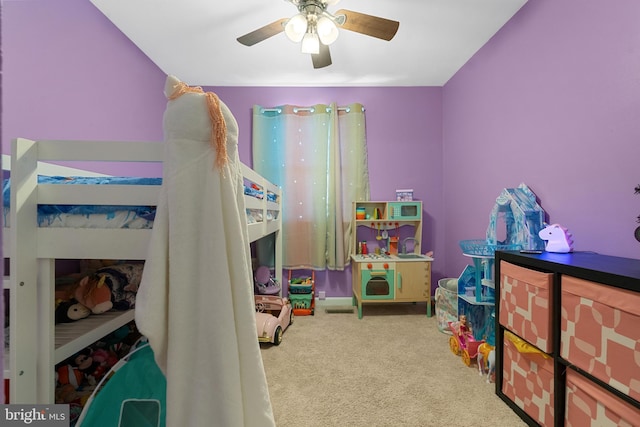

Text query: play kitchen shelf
(352, 201), (423, 256)
(350, 201), (432, 319)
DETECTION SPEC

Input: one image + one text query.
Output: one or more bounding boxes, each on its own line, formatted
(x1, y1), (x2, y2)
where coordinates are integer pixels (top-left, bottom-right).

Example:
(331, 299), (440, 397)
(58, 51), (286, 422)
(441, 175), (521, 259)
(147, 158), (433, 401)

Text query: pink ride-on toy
(255, 295), (293, 345)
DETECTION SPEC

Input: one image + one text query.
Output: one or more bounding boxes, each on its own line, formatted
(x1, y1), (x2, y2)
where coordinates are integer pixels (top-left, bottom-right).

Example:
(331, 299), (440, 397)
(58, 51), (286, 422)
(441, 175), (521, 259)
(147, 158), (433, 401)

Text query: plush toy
(54, 274), (113, 323)
(91, 348), (118, 370)
(56, 346), (120, 401)
(54, 263), (143, 323)
(93, 263), (143, 310)
(55, 299), (91, 324)
(74, 274), (113, 314)
(56, 364), (84, 389)
(71, 348), (109, 386)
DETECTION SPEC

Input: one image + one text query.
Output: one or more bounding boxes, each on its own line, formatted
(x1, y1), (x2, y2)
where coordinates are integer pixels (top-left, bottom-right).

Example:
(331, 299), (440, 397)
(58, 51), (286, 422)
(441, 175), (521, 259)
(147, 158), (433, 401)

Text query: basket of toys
(287, 270), (315, 316)
(288, 276), (313, 294)
(289, 293), (313, 310)
(459, 239), (521, 257)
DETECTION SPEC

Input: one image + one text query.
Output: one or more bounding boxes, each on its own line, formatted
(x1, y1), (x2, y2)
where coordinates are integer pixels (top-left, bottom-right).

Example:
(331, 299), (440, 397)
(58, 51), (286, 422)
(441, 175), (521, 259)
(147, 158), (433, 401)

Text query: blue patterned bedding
(4, 176), (272, 229)
(243, 182), (278, 203)
(3, 176), (162, 227)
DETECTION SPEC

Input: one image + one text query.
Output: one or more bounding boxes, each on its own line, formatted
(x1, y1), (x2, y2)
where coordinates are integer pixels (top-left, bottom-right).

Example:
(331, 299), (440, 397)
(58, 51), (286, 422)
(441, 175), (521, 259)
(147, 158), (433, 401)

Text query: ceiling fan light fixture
(237, 1), (399, 69)
(301, 32), (320, 54)
(316, 15), (339, 45)
(284, 13), (308, 43)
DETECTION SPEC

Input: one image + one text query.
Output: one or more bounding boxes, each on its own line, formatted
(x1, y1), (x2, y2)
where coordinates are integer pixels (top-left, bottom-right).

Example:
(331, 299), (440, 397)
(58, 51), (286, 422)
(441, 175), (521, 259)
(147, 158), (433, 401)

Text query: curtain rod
(260, 105), (364, 114)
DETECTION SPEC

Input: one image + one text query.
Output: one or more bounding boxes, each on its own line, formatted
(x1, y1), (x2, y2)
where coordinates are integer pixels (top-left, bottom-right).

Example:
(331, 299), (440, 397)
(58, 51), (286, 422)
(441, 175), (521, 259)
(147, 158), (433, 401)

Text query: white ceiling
(90, 0), (528, 87)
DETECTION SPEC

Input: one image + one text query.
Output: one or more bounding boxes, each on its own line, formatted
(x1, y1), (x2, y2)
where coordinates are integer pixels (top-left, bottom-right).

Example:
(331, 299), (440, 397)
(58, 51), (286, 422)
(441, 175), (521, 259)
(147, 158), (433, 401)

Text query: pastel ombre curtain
(252, 103), (370, 270)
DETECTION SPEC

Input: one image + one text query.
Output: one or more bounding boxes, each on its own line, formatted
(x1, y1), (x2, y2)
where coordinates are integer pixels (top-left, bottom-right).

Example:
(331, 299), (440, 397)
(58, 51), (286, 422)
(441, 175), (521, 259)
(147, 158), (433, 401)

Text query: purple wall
(442, 0), (640, 276)
(2, 0), (166, 177)
(2, 0), (444, 298)
(4, 0), (640, 298)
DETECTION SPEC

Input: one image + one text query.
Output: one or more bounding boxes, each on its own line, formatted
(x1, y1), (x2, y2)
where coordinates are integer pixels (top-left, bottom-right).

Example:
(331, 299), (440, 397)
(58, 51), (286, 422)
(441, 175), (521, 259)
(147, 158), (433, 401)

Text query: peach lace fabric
(168, 82), (228, 169)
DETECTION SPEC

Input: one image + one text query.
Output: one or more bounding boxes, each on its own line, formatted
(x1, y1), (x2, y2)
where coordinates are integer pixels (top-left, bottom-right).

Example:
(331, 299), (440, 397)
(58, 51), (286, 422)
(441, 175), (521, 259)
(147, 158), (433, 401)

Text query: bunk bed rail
(8, 138), (163, 404)
(5, 137), (282, 405)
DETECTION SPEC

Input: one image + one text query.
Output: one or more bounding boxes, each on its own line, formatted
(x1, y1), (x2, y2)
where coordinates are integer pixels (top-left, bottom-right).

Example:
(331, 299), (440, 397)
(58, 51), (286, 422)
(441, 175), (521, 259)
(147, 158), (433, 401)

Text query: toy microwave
(388, 201), (422, 220)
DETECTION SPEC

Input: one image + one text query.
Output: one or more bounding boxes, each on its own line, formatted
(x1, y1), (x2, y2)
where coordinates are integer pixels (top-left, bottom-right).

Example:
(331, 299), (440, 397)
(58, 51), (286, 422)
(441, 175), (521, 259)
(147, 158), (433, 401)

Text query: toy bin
(288, 279), (313, 295)
(565, 368), (640, 426)
(287, 270), (315, 316)
(435, 278), (458, 334)
(502, 331), (554, 426)
(499, 261), (553, 352)
(289, 292), (313, 310)
(561, 275), (640, 403)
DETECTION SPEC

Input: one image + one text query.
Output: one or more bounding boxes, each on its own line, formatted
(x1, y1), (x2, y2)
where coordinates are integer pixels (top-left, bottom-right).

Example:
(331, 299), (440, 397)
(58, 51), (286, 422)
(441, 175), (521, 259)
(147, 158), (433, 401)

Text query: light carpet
(260, 302), (526, 427)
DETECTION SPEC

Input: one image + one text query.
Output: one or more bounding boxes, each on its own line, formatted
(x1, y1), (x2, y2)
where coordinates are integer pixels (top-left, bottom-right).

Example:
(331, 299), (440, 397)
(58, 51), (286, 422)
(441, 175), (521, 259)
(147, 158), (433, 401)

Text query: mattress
(3, 176), (161, 229)
(4, 177), (269, 229)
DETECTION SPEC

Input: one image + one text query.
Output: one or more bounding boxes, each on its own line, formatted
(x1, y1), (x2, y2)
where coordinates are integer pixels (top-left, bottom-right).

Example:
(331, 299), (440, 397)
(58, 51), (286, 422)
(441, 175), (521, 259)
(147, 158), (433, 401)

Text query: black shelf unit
(494, 250), (640, 426)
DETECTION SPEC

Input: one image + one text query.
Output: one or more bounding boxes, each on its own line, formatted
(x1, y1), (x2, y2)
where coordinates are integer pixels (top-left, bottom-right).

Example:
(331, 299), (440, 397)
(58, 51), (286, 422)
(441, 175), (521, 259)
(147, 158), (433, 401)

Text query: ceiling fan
(237, 0), (400, 69)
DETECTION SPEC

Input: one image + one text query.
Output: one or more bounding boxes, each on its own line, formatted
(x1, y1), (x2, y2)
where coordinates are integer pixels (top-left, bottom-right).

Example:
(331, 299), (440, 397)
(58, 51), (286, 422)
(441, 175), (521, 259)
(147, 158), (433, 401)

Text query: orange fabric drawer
(502, 332), (555, 426)
(499, 261), (553, 352)
(561, 275), (640, 403)
(565, 368), (640, 426)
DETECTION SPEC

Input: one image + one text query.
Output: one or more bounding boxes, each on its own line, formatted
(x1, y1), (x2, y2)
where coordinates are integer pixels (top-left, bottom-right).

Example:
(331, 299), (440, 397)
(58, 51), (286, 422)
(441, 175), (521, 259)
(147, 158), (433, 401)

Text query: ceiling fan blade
(312, 43), (332, 69)
(237, 18), (288, 46)
(334, 9), (399, 41)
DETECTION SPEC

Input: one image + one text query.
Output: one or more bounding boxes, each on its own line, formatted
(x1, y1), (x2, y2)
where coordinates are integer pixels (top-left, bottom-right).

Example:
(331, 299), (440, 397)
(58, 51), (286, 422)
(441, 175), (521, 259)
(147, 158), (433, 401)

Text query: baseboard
(314, 297), (435, 307)
(314, 296), (353, 308)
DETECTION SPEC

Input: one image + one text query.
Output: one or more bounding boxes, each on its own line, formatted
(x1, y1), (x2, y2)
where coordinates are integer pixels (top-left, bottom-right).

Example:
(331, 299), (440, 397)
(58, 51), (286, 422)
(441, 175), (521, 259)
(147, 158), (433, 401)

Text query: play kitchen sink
(396, 253), (428, 259)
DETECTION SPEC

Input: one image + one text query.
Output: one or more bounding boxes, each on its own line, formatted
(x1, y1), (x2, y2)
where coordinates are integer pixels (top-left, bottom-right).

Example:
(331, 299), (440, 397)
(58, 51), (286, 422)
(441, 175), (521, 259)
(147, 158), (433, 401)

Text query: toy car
(255, 295), (293, 345)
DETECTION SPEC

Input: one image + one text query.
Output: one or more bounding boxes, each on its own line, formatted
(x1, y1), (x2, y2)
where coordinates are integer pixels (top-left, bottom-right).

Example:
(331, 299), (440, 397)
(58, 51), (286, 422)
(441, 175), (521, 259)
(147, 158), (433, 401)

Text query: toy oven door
(361, 267), (395, 300)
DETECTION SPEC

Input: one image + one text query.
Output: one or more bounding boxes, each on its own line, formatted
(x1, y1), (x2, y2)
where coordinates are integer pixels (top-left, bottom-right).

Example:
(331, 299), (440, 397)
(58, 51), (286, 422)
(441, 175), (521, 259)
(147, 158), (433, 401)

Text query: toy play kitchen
(350, 201), (433, 319)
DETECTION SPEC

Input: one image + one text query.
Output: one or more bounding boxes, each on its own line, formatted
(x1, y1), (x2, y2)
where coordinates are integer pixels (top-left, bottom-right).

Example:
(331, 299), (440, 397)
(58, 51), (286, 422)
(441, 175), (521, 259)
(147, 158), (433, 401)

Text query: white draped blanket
(135, 75), (275, 426)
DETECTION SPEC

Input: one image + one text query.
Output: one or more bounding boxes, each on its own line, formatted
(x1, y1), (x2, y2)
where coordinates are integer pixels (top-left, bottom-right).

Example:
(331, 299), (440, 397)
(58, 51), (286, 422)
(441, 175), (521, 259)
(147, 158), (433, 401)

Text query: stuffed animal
(74, 274), (113, 314)
(93, 263), (143, 310)
(71, 348), (109, 386)
(56, 363), (84, 389)
(91, 348), (118, 370)
(55, 299), (91, 324)
(54, 275), (112, 323)
(54, 263), (143, 323)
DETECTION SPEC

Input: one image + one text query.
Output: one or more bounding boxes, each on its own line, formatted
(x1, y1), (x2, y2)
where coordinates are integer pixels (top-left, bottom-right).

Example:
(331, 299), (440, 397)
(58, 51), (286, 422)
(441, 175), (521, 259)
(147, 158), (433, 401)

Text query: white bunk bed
(2, 137), (282, 404)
